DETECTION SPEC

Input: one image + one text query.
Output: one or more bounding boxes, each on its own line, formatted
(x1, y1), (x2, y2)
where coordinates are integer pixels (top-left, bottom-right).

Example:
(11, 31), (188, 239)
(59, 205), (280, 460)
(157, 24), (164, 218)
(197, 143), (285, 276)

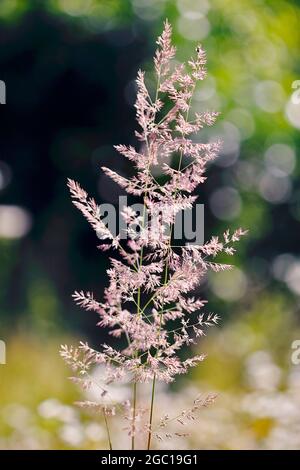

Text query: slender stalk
(145, 87), (194, 448)
(103, 410), (113, 450)
(147, 374), (156, 450)
(132, 196), (147, 450)
(131, 381), (137, 449)
(132, 68), (162, 449)
(145, 254), (169, 448)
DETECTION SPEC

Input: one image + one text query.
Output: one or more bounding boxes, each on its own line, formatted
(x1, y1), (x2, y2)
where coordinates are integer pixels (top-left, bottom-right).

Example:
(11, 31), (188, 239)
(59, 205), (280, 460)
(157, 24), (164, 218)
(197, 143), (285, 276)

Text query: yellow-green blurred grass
(0, 293), (299, 449)
(0, 334), (89, 449)
(195, 294), (298, 391)
(0, 333), (78, 406)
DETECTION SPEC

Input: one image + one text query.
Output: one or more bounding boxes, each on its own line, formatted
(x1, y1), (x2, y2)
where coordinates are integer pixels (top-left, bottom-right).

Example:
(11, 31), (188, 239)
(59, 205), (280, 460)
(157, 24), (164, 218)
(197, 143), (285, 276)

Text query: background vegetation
(0, 0), (300, 449)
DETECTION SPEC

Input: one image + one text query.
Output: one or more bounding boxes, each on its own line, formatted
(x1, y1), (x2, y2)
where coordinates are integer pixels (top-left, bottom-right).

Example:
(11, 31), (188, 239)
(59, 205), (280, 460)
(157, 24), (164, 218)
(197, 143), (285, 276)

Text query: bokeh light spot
(210, 187), (241, 220)
(254, 81), (285, 113)
(209, 267), (247, 301)
(0, 205), (32, 239)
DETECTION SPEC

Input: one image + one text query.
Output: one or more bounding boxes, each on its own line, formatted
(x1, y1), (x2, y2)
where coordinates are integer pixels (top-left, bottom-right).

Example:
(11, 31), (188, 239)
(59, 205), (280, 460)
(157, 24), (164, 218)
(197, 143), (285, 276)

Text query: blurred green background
(0, 0), (300, 449)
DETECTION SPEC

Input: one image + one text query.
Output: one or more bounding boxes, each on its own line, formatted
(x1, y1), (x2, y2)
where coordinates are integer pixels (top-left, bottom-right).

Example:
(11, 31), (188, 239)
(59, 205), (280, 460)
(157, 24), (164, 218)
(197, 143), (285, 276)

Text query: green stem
(131, 382), (137, 450)
(147, 374), (156, 450)
(103, 410), (113, 450)
(144, 88), (194, 448)
(132, 199), (147, 450)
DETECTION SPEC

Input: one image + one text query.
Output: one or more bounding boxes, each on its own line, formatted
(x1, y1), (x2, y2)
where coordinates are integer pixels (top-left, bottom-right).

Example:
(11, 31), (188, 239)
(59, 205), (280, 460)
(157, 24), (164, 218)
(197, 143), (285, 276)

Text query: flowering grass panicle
(60, 20), (247, 450)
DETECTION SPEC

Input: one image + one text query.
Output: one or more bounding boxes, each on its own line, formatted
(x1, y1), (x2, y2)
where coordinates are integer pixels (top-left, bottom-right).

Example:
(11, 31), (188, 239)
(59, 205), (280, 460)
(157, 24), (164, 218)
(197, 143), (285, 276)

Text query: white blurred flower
(38, 399), (78, 423)
(245, 351), (282, 391)
(85, 422), (105, 442)
(59, 423), (84, 446)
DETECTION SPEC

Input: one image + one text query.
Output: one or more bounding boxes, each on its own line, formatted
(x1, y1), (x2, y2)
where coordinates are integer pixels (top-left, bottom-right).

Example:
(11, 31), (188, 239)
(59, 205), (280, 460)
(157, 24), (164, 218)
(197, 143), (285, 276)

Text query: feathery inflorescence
(60, 20), (247, 449)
